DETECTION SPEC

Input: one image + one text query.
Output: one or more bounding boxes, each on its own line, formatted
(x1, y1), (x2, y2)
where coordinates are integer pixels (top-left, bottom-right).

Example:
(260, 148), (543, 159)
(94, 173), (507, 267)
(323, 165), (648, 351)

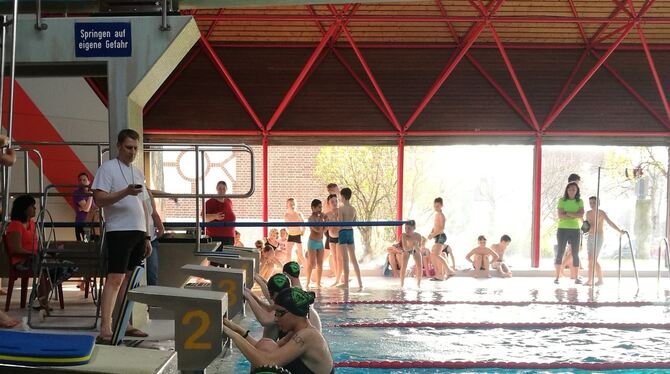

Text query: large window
(540, 146), (668, 270)
(404, 145), (534, 268)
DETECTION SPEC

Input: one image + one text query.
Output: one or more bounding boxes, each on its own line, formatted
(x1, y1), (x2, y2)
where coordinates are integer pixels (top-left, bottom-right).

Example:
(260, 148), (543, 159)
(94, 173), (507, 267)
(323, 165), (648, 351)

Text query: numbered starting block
(181, 264), (246, 318)
(205, 255), (255, 289)
(218, 246), (260, 275)
(127, 286), (228, 373)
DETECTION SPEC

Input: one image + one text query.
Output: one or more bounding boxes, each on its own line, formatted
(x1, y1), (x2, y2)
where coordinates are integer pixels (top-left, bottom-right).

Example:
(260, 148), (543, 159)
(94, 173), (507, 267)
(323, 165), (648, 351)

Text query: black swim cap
(283, 261), (300, 278)
(267, 273), (290, 294)
(274, 287), (315, 317)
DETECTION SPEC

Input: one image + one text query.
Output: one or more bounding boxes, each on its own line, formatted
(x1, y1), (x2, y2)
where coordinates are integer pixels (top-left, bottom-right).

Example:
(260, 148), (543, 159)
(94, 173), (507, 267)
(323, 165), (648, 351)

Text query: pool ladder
(656, 238), (670, 284)
(617, 232), (639, 289)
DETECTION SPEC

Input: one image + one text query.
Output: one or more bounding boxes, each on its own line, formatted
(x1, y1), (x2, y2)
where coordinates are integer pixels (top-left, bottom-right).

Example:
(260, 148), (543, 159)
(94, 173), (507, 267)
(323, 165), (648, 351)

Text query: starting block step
(181, 264), (246, 318)
(128, 286), (228, 372)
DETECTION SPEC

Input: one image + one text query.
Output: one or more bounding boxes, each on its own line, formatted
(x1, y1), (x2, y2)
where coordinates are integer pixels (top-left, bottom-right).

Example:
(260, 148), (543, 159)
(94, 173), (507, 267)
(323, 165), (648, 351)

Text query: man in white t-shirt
(92, 129), (152, 343)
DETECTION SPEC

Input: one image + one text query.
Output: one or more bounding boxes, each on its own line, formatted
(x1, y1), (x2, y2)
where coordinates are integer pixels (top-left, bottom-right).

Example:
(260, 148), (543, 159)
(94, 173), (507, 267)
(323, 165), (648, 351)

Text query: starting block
(205, 255), (255, 289)
(218, 246), (260, 274)
(127, 286), (228, 373)
(181, 264), (246, 318)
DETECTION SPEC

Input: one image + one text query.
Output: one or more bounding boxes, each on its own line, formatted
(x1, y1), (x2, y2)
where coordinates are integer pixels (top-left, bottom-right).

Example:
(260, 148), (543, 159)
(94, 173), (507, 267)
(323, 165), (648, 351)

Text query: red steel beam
(199, 35), (265, 131)
(434, 0), (533, 128)
(489, 24), (540, 130)
(531, 135), (542, 268)
(270, 130), (398, 136)
(341, 26), (402, 132)
(546, 50), (588, 120)
(262, 135), (269, 238)
(541, 22), (636, 131)
(143, 129), (262, 136)
(193, 14), (670, 24)
(636, 23), (670, 124)
(546, 130), (670, 137)
(405, 130), (536, 136)
(567, 0), (589, 43)
(265, 22), (340, 131)
(84, 77), (108, 108)
(397, 136), (404, 239)
(144, 48), (201, 116)
(204, 8), (224, 40)
(209, 42), (670, 51)
(404, 0), (505, 130)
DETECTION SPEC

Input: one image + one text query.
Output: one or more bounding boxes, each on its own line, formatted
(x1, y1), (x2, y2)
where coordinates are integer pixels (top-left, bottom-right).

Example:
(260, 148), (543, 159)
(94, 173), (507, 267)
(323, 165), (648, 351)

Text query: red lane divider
(334, 321), (670, 329)
(334, 360), (670, 370)
(321, 300), (666, 307)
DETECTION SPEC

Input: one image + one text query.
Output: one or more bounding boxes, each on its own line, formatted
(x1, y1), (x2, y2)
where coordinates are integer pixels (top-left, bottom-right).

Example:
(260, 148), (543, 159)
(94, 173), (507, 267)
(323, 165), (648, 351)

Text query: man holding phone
(92, 129), (152, 343)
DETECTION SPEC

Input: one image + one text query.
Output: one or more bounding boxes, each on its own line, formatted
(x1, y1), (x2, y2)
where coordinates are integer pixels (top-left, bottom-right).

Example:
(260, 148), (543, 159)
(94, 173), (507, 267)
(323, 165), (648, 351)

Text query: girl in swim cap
(224, 287), (333, 374)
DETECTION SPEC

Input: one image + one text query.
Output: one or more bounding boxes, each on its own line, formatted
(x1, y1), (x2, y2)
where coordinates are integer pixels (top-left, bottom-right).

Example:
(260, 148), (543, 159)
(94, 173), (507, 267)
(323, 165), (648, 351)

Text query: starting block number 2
(181, 310), (212, 350)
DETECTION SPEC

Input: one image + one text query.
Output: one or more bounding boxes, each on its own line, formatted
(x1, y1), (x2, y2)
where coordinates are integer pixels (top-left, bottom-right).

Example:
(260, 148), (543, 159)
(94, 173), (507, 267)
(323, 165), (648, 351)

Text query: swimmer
(399, 220), (422, 288)
(324, 194), (342, 287)
(244, 273), (291, 341)
(305, 199), (326, 289)
(337, 188), (362, 289)
(322, 183), (339, 278)
(283, 261), (302, 288)
(277, 229), (289, 265)
(584, 196), (624, 286)
(284, 198), (307, 266)
(224, 288), (334, 374)
(465, 235), (499, 278)
(427, 197), (451, 281)
(386, 242), (403, 277)
(491, 235), (513, 278)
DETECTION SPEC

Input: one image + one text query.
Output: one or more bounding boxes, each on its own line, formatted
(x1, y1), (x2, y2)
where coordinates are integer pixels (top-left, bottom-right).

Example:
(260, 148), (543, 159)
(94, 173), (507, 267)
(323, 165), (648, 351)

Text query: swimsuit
(288, 234), (302, 243)
(338, 229), (354, 245)
(328, 236), (339, 244)
(307, 239), (324, 250)
(283, 358), (334, 374)
(434, 233), (447, 244)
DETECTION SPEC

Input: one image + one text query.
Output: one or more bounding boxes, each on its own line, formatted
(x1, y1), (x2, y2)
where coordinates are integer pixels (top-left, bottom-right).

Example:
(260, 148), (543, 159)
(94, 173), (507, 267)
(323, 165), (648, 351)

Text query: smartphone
(132, 184), (143, 189)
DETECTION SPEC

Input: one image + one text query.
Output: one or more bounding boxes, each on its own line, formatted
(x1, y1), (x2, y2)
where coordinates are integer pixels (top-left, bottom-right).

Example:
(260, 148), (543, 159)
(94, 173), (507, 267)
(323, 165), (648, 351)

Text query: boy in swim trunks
(284, 198), (306, 266)
(584, 196), (624, 286)
(465, 235), (499, 278)
(427, 197), (451, 281)
(491, 235), (512, 278)
(400, 220), (422, 288)
(325, 194), (342, 286)
(305, 199), (326, 289)
(337, 188), (362, 289)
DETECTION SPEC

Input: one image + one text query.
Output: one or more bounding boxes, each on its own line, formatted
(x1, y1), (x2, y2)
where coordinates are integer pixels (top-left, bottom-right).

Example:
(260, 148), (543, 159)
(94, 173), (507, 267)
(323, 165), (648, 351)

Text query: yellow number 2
(181, 310), (212, 350)
(217, 279), (238, 306)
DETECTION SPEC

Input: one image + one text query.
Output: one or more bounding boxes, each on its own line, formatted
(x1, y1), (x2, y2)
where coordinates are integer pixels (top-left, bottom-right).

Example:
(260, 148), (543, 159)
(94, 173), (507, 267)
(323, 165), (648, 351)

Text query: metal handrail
(657, 237), (670, 283)
(617, 231), (639, 289)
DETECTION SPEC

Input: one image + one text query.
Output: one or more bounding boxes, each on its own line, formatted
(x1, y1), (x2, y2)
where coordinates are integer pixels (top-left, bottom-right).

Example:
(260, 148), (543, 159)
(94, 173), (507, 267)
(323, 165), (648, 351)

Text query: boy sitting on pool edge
(465, 235), (499, 278)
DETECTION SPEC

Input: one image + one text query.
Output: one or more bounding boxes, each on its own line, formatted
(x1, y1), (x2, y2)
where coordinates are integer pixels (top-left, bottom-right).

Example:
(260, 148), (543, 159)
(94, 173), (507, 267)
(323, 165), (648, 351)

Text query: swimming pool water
(227, 277), (670, 373)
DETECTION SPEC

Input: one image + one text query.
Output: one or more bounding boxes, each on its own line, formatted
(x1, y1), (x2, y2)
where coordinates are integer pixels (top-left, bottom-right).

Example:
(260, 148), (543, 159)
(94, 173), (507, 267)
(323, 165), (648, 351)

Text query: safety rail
(657, 237), (670, 283)
(617, 231), (639, 289)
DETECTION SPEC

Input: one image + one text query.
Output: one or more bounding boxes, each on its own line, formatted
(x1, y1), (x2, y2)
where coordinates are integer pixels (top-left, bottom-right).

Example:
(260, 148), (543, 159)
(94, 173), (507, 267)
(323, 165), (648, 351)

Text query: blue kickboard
(0, 330), (95, 366)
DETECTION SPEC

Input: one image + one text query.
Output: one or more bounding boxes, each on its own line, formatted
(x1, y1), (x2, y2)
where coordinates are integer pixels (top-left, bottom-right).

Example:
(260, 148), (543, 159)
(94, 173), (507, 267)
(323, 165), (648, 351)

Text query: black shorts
(328, 236), (339, 244)
(325, 231), (330, 249)
(105, 231), (146, 274)
(287, 234), (302, 244)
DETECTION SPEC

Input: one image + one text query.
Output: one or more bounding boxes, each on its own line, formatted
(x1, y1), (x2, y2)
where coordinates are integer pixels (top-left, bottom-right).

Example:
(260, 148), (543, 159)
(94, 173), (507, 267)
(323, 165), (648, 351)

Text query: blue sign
(75, 22), (132, 58)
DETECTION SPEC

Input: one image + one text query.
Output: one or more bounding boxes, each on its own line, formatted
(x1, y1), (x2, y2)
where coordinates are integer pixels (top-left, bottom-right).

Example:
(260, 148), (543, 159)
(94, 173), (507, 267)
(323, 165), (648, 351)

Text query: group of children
(257, 184), (363, 290)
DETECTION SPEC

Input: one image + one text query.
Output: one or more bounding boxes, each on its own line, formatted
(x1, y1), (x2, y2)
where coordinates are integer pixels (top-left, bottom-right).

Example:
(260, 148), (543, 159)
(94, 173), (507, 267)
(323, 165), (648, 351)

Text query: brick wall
(158, 145), (326, 223)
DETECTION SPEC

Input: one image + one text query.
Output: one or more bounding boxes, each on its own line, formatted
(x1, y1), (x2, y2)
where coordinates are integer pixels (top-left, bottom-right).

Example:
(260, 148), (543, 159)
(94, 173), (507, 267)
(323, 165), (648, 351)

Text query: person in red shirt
(204, 181), (236, 246)
(5, 195), (52, 313)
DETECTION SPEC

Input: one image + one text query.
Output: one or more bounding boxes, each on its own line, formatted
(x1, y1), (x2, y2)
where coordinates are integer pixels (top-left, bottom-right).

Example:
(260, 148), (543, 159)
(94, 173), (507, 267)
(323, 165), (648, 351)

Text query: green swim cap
(283, 261), (300, 278)
(274, 287), (315, 317)
(268, 273), (290, 294)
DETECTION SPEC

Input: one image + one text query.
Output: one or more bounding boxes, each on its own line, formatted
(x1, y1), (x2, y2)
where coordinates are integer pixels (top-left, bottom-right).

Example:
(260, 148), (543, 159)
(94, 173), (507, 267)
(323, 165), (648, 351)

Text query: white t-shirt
(92, 158), (148, 232)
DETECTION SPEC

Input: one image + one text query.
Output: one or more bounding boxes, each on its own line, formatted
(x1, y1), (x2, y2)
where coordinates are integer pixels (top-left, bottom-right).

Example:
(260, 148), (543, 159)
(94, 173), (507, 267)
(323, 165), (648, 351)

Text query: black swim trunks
(287, 234), (302, 244)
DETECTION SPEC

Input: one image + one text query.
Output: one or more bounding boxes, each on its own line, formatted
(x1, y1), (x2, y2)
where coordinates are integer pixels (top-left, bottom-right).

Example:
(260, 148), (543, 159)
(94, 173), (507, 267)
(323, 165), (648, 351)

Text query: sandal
(125, 327), (149, 337)
(95, 335), (113, 345)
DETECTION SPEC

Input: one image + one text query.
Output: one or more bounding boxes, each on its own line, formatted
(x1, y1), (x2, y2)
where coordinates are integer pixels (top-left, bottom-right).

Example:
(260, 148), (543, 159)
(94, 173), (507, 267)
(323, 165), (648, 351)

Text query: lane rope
(333, 321), (670, 329)
(334, 360), (670, 370)
(321, 300), (668, 307)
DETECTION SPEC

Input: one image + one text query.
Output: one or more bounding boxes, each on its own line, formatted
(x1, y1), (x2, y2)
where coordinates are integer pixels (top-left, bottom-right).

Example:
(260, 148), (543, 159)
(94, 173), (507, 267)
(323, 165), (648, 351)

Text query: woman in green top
(555, 182), (585, 284)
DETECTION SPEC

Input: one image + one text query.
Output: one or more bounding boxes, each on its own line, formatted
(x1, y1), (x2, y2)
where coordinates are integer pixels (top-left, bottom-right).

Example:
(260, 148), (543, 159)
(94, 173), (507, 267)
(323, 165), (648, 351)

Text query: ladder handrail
(617, 231), (639, 289)
(657, 237), (670, 283)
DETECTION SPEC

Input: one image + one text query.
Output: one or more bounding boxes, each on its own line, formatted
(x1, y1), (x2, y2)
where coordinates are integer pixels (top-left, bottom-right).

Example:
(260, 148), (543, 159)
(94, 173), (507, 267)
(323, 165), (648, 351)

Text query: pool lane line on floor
(334, 360), (670, 370)
(333, 321), (670, 329)
(320, 300), (668, 307)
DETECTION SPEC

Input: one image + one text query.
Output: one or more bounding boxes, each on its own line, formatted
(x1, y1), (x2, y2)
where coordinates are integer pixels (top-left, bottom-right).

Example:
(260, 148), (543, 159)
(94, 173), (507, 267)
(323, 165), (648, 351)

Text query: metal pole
(396, 135), (404, 240)
(200, 148), (206, 250)
(618, 234), (622, 281)
(23, 150), (29, 193)
(590, 167), (601, 294)
(262, 136), (268, 238)
(34, 0), (47, 30)
(160, 0), (171, 31)
(626, 232), (639, 289)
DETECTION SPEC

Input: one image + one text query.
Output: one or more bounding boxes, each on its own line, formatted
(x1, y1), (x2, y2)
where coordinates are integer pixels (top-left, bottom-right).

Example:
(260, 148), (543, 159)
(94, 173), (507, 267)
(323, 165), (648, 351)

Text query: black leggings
(555, 228), (580, 266)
